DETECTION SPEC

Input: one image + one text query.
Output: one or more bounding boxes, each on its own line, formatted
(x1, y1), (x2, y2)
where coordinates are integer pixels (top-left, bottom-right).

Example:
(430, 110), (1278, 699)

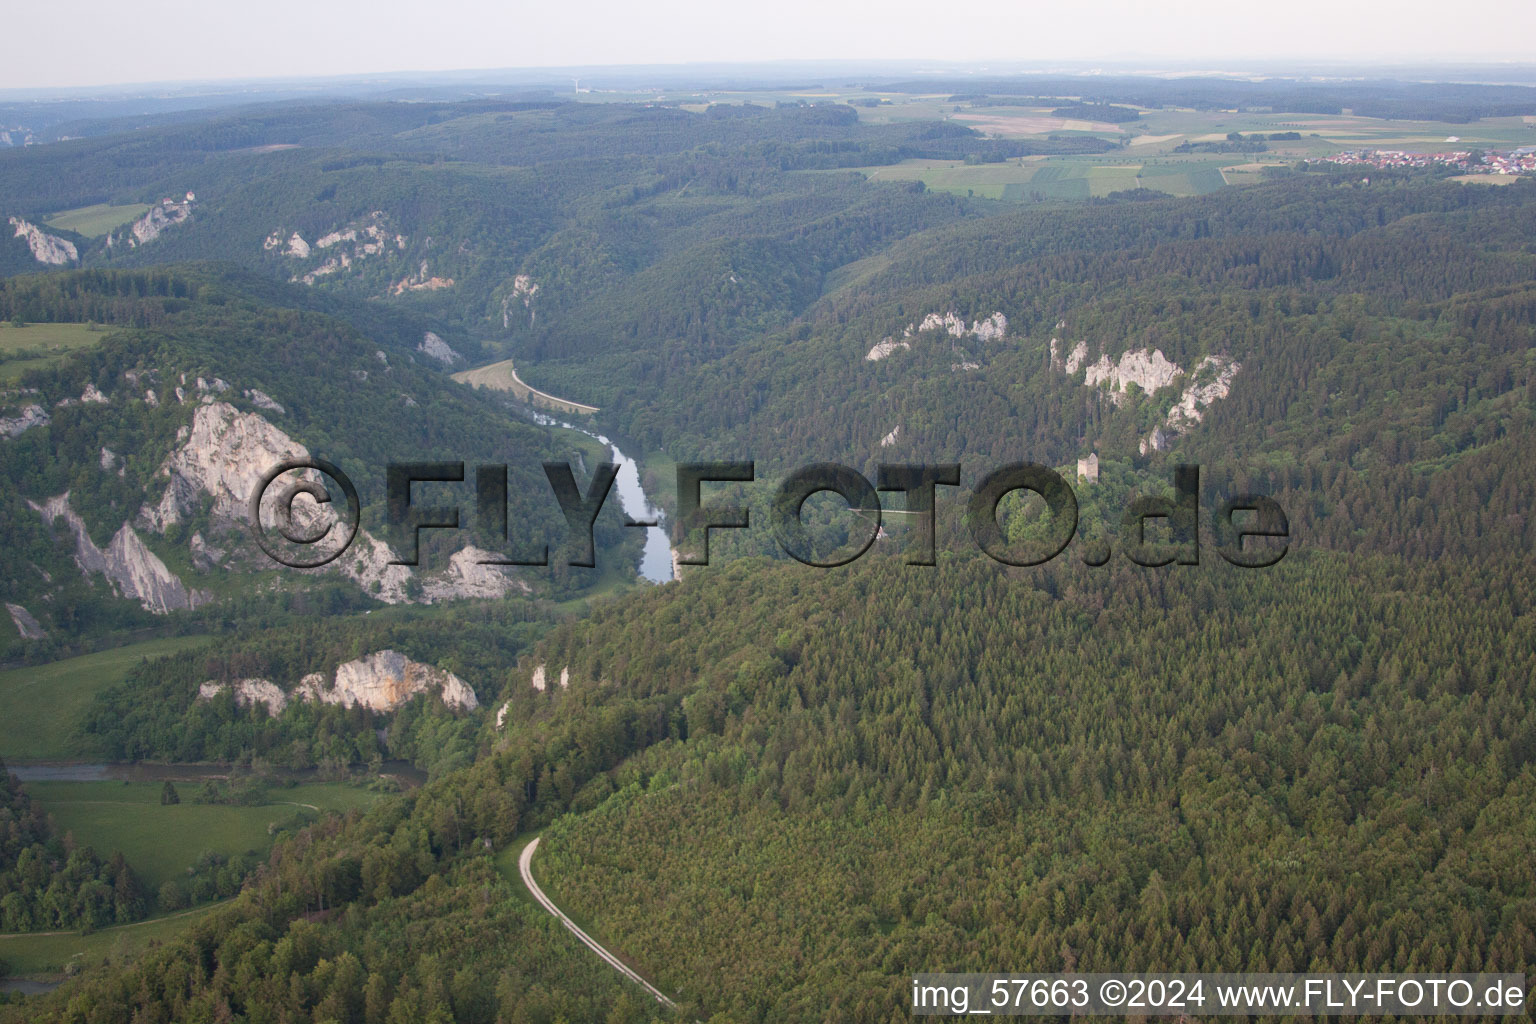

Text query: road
(518, 837), (679, 1012)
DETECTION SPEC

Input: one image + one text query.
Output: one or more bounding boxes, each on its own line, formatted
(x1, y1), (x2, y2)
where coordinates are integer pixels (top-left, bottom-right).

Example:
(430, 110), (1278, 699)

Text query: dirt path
(0, 898), (229, 939)
(518, 837), (679, 1011)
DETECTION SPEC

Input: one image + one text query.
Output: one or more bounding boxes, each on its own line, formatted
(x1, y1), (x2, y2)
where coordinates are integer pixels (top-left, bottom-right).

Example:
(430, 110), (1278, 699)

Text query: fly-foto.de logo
(249, 460), (1289, 572)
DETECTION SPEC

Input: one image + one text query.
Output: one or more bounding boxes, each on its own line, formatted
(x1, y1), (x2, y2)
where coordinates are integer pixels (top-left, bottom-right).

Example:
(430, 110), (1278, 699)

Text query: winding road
(518, 837), (679, 1012)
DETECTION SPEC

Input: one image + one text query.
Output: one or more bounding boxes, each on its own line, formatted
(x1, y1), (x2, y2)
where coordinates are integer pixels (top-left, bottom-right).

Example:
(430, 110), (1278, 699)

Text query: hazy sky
(6, 0), (1534, 90)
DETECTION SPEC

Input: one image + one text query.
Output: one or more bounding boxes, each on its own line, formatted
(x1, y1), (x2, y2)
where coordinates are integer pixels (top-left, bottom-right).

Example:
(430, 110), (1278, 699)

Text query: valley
(0, 64), (1533, 1022)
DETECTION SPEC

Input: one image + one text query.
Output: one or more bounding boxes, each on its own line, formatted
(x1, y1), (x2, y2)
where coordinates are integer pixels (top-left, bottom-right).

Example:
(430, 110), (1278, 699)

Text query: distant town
(1311, 145), (1536, 176)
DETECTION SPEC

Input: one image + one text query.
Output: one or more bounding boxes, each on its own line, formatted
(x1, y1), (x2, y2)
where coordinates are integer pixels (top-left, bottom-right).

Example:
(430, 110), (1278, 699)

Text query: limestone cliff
(417, 331), (462, 366)
(301, 650), (478, 712)
(29, 492), (201, 613)
(8, 217), (77, 265)
(127, 200), (192, 246)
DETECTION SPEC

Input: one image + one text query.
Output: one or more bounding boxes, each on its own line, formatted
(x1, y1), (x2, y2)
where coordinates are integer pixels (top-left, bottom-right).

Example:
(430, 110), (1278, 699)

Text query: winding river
(533, 414), (675, 584)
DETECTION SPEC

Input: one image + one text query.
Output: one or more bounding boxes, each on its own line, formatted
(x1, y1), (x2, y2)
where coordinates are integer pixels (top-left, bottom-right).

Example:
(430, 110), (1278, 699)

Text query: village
(1313, 144), (1536, 176)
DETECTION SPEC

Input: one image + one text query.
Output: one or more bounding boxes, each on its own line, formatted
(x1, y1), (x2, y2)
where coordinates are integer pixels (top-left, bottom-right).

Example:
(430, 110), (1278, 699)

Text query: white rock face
(336, 533), (415, 605)
(198, 678), (288, 717)
(1083, 348), (1183, 402)
(1064, 341), (1088, 374)
(531, 665), (546, 692)
(904, 310), (1007, 341)
(421, 546), (529, 602)
(865, 337), (910, 362)
(879, 425), (900, 448)
(970, 312), (1008, 342)
(311, 650), (478, 712)
(1139, 426), (1174, 456)
(29, 493), (199, 613)
(5, 603), (44, 639)
(1059, 344), (1241, 454)
(1165, 355), (1241, 431)
(244, 389), (285, 414)
(285, 233), (311, 259)
(559, 666), (570, 690)
(0, 404), (49, 438)
(418, 331), (461, 365)
(80, 383), (108, 404)
(128, 201), (191, 246)
(496, 702), (510, 730)
(144, 401), (309, 528)
(9, 218), (77, 264)
(502, 275), (540, 328)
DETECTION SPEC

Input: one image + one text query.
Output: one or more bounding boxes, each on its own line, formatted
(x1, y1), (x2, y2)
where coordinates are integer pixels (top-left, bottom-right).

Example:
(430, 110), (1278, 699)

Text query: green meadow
(41, 203), (149, 238)
(0, 322), (107, 385)
(0, 637), (209, 763)
(0, 635), (208, 764)
(0, 901), (222, 975)
(21, 780), (379, 891)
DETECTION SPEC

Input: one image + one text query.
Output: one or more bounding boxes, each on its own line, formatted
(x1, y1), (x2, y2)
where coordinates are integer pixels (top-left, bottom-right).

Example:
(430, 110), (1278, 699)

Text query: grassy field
(22, 780), (380, 891)
(0, 322), (105, 385)
(0, 900), (223, 975)
(0, 637), (209, 763)
(42, 203), (150, 238)
(453, 358), (599, 414)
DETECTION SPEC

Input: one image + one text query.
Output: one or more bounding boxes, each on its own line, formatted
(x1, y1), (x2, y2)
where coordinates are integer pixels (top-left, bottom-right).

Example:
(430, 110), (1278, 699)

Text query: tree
(160, 781), (180, 805)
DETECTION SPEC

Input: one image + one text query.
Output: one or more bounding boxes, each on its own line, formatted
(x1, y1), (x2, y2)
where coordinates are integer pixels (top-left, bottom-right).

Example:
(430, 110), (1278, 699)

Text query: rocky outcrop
(502, 275), (540, 328)
(865, 337), (910, 362)
(1050, 338), (1089, 374)
(190, 531), (225, 570)
(128, 200), (192, 246)
(29, 492), (200, 613)
(198, 678), (288, 717)
(531, 664), (547, 692)
(1083, 348), (1182, 402)
(302, 650), (478, 712)
(868, 311), (1007, 361)
(9, 218), (77, 264)
(5, 603), (44, 639)
(907, 311), (1007, 341)
(418, 331), (461, 366)
(420, 546), (529, 602)
(1165, 355), (1241, 431)
(334, 533), (414, 605)
(197, 652), (477, 717)
(0, 404), (49, 438)
(244, 389), (285, 414)
(143, 401), (309, 528)
(390, 261), (453, 295)
(879, 425), (900, 448)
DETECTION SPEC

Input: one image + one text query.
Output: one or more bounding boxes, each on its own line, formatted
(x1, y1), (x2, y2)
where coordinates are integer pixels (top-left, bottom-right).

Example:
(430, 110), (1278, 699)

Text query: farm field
(0, 637), (210, 762)
(20, 779), (381, 891)
(0, 322), (106, 385)
(848, 153), (1234, 200)
(40, 203), (150, 238)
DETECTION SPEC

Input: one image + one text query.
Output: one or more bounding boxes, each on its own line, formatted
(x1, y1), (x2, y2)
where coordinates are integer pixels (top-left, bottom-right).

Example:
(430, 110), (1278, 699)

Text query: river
(533, 414), (675, 584)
